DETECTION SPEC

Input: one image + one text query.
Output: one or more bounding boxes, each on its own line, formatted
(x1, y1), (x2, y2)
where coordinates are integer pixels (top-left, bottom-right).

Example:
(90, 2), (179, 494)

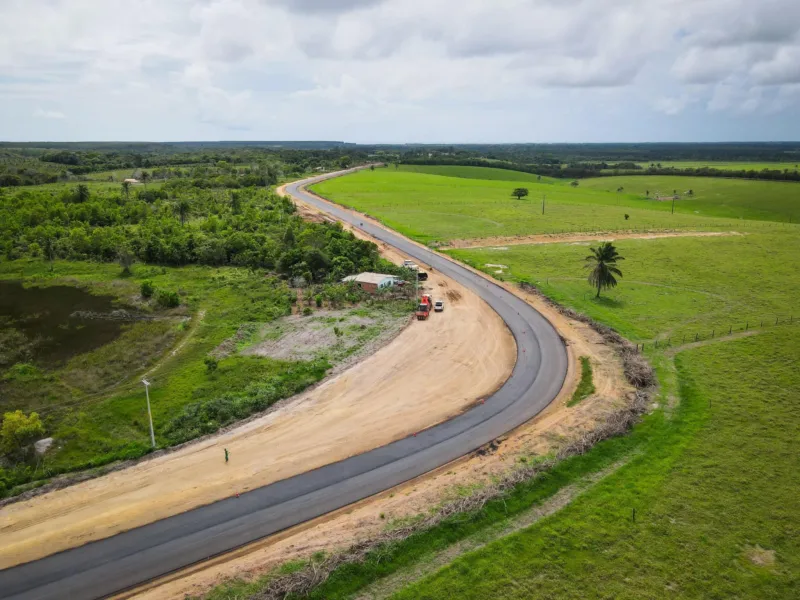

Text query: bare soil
(444, 230), (743, 249)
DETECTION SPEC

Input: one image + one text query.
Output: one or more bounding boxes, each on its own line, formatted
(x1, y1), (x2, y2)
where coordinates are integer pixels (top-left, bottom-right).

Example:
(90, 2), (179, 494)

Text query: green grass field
(582, 175), (800, 223)
(397, 164), (558, 183)
(396, 327), (799, 599)
(312, 171), (777, 245)
(450, 231), (800, 341)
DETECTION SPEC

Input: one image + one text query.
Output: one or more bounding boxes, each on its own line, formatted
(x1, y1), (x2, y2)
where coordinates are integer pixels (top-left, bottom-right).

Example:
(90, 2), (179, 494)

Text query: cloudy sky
(1, 0), (799, 143)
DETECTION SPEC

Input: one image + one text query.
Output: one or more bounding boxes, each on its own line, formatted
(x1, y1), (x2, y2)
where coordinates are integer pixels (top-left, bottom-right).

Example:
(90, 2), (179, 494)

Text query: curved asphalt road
(0, 168), (567, 600)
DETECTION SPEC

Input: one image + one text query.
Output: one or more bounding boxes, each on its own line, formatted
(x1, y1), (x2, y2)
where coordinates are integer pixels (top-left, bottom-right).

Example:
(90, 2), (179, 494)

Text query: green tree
(140, 280), (155, 298)
(175, 199), (191, 225)
(1, 410), (44, 458)
(585, 241), (624, 298)
(141, 170), (150, 190)
(118, 244), (134, 275)
(75, 184), (90, 203)
(121, 180), (130, 200)
(570, 180), (579, 188)
(512, 187), (529, 200)
(339, 155), (352, 169)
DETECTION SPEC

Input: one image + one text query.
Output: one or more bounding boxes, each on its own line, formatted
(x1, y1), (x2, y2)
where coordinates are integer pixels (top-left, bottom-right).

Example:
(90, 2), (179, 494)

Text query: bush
(1, 410), (45, 458)
(140, 280), (155, 298)
(157, 290), (180, 308)
(302, 306), (313, 316)
(315, 294), (323, 308)
(204, 356), (218, 374)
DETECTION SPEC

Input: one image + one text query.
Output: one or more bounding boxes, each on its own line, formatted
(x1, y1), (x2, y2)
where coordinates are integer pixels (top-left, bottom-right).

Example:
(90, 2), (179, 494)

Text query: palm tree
(121, 181), (130, 200)
(141, 171), (150, 191)
(175, 199), (191, 225)
(585, 242), (624, 298)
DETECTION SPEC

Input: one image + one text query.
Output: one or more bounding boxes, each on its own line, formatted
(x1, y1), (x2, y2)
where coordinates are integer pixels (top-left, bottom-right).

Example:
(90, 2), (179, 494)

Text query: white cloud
(1, 0), (799, 141)
(33, 108), (66, 119)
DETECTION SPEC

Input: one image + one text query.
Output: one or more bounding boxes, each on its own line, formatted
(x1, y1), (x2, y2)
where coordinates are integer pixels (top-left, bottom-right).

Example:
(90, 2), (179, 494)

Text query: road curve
(0, 168), (568, 600)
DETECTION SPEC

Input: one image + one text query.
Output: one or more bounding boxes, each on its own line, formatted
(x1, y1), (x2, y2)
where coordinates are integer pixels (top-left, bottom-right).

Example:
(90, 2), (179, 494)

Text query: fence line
(635, 315), (796, 352)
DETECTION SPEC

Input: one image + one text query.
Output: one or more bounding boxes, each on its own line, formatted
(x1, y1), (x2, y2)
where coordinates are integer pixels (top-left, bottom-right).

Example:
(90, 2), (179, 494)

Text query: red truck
(416, 294), (433, 320)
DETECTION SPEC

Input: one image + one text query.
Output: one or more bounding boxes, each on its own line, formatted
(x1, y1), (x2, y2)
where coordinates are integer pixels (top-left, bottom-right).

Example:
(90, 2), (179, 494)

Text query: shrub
(302, 306), (313, 316)
(204, 356), (218, 374)
(1, 410), (45, 458)
(157, 290), (180, 308)
(140, 280), (155, 298)
(315, 295), (323, 308)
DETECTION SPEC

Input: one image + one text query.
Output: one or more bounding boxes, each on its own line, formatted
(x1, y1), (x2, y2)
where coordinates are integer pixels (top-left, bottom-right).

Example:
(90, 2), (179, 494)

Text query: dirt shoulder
(0, 208), (516, 570)
(444, 230), (743, 249)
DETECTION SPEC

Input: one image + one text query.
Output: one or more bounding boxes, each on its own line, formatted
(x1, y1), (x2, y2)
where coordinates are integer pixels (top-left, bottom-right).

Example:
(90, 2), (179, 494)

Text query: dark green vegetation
(568, 356), (595, 407)
(0, 142), (364, 187)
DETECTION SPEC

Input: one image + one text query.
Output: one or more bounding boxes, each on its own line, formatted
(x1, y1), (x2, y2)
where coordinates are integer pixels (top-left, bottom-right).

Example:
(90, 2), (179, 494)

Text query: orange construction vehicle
(416, 294), (433, 320)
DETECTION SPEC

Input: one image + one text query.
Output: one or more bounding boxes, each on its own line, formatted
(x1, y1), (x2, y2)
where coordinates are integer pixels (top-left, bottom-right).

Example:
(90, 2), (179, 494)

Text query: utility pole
(542, 194), (546, 215)
(141, 379), (156, 448)
(672, 196), (675, 215)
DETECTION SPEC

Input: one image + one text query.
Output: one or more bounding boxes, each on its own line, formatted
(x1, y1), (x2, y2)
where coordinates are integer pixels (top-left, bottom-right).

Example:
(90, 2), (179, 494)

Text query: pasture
(396, 327), (799, 600)
(450, 231), (800, 341)
(582, 175), (800, 222)
(311, 170), (760, 245)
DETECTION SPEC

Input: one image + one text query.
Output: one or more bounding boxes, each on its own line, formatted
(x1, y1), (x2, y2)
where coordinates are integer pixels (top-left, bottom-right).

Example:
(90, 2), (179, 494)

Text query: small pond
(0, 281), (125, 367)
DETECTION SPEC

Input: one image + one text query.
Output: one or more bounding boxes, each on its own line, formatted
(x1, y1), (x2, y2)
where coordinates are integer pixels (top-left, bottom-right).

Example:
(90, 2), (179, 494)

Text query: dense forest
(0, 177), (395, 285)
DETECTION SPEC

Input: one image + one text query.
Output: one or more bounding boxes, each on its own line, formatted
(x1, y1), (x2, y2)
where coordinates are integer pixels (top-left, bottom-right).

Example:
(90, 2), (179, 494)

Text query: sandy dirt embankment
(0, 221), (516, 569)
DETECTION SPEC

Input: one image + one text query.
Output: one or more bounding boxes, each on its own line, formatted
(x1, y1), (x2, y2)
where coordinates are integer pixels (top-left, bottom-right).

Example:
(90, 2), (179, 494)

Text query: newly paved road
(0, 169), (567, 600)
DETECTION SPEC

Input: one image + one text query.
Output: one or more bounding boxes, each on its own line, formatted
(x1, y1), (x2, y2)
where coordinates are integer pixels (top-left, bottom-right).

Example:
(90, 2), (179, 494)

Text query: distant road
(0, 168), (567, 600)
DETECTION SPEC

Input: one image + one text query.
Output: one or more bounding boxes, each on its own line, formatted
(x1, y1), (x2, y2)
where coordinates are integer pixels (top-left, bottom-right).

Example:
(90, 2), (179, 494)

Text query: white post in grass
(141, 379), (156, 448)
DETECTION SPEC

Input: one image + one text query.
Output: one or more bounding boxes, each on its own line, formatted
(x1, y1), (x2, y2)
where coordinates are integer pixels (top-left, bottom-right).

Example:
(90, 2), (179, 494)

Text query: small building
(342, 272), (397, 293)
(123, 178), (140, 184)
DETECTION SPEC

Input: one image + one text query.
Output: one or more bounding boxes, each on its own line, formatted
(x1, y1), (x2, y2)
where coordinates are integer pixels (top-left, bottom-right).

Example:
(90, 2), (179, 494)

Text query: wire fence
(635, 315), (797, 352)
(536, 220), (799, 236)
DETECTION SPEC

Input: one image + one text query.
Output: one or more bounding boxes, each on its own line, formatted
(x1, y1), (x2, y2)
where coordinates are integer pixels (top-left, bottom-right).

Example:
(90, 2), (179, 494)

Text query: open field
(582, 175), (800, 222)
(395, 326), (799, 599)
(311, 170), (774, 246)
(449, 231), (800, 341)
(397, 165), (558, 183)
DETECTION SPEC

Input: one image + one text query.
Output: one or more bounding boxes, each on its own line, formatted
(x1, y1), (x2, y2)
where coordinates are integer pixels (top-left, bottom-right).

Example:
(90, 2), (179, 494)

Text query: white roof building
(341, 272), (398, 291)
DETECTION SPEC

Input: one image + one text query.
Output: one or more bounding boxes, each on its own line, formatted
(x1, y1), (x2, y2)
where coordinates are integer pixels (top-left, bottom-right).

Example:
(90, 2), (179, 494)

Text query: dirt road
(444, 230), (742, 249)
(0, 222), (515, 571)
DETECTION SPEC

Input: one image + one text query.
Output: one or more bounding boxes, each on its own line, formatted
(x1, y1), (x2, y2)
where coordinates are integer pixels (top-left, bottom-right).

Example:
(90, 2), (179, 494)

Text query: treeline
(400, 157), (800, 183)
(0, 145), (370, 187)
(0, 182), (388, 284)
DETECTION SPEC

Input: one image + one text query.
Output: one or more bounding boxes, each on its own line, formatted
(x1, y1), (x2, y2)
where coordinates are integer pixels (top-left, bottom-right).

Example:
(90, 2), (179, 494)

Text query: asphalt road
(0, 168), (568, 600)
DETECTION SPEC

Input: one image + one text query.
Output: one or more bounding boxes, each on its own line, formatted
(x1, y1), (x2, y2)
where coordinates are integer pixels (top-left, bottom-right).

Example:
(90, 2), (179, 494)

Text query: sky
(1, 0), (799, 143)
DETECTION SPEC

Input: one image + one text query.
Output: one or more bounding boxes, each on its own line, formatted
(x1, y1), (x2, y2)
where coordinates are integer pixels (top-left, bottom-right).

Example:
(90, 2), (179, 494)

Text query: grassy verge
(568, 356), (595, 407)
